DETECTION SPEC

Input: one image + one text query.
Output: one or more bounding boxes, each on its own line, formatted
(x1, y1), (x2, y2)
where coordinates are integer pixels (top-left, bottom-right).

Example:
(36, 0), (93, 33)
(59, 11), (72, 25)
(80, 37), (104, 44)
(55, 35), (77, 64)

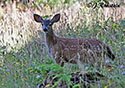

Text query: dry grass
(0, 1), (125, 88)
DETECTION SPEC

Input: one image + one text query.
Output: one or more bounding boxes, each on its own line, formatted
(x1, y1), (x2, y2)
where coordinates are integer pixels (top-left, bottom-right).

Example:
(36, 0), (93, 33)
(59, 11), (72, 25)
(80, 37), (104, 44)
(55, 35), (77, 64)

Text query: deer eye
(49, 23), (52, 26)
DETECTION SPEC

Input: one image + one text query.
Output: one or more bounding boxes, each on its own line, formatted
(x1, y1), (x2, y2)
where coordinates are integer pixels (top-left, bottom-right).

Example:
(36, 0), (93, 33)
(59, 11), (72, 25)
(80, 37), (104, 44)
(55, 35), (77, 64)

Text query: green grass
(0, 19), (124, 87)
(0, 1), (125, 88)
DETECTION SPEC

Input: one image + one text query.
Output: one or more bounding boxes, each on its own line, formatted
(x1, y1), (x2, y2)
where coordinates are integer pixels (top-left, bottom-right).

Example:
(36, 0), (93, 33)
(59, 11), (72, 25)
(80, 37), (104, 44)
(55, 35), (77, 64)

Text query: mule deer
(33, 13), (115, 67)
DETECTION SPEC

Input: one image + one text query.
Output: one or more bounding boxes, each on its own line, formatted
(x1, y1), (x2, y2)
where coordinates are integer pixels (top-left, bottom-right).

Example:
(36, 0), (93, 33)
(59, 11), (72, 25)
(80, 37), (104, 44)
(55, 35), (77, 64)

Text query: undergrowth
(0, 1), (125, 88)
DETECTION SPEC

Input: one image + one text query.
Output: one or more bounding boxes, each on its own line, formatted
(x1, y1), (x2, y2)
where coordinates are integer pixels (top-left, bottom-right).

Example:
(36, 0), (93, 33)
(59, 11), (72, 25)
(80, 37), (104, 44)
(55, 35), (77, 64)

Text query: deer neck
(44, 29), (57, 64)
(44, 29), (57, 50)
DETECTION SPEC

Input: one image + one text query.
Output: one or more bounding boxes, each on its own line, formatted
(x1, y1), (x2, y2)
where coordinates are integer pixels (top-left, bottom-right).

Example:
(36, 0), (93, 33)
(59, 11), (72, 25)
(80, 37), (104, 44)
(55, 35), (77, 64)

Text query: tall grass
(0, 1), (125, 88)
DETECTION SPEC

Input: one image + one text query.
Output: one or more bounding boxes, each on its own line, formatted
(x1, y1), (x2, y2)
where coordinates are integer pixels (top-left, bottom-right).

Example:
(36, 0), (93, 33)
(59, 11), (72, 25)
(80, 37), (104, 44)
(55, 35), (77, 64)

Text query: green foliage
(27, 64), (72, 87)
(34, 0), (78, 8)
(73, 84), (80, 88)
(52, 73), (72, 88)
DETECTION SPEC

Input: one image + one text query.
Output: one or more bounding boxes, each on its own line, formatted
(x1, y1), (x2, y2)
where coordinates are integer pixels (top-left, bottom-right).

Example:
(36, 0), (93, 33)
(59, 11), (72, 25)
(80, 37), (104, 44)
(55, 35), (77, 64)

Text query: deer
(33, 13), (115, 68)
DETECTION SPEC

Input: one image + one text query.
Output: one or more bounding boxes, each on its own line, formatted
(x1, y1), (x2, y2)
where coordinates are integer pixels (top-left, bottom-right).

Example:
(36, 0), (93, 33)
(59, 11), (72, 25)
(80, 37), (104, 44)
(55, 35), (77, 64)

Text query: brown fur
(46, 33), (114, 67)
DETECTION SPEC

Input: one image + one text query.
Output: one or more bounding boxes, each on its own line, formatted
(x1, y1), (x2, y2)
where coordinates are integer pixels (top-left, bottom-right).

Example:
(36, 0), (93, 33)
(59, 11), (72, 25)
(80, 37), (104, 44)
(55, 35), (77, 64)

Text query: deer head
(33, 13), (60, 32)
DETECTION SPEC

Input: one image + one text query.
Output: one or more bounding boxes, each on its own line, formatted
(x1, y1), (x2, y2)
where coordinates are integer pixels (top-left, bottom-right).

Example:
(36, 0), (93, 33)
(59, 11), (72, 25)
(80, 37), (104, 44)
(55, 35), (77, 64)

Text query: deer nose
(42, 25), (48, 32)
(43, 28), (48, 32)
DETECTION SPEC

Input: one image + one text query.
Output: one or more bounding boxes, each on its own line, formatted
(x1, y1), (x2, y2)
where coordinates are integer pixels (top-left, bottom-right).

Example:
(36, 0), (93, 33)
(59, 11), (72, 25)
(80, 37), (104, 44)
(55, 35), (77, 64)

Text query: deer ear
(33, 14), (43, 23)
(51, 13), (60, 24)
